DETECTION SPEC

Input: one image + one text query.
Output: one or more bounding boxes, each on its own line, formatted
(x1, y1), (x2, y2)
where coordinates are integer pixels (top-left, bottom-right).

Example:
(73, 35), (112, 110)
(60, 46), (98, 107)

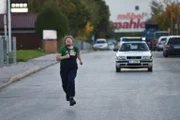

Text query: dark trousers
(60, 66), (77, 97)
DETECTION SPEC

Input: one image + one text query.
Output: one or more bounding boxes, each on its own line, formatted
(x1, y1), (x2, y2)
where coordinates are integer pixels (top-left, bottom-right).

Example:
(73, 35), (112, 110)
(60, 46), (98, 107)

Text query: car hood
(94, 43), (108, 46)
(116, 51), (151, 56)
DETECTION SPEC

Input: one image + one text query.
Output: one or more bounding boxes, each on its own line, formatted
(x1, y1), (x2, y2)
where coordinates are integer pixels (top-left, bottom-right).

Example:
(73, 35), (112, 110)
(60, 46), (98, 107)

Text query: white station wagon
(93, 39), (108, 50)
(114, 37), (153, 72)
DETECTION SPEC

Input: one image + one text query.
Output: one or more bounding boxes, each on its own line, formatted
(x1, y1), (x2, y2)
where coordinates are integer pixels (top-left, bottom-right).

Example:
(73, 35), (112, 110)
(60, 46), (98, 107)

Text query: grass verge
(16, 50), (48, 62)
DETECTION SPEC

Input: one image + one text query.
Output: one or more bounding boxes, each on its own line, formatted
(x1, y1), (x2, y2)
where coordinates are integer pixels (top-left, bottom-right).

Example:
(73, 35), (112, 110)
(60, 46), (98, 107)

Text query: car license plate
(129, 60), (140, 64)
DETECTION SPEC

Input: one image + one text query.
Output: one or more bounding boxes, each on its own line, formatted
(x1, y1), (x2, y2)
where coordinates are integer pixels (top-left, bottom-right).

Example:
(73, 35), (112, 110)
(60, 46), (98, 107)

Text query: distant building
(0, 0), (41, 50)
(0, 13), (41, 50)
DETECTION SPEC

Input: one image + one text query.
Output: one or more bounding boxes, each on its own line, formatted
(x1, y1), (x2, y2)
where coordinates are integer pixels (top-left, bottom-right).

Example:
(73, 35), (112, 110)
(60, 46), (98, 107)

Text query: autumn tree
(152, 2), (180, 34)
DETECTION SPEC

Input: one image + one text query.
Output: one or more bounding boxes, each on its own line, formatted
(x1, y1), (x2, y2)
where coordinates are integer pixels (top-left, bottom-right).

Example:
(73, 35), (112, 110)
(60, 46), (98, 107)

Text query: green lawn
(16, 50), (48, 62)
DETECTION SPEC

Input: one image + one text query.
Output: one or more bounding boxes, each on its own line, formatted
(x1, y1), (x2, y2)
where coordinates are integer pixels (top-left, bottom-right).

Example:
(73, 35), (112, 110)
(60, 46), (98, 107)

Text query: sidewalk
(0, 50), (92, 89)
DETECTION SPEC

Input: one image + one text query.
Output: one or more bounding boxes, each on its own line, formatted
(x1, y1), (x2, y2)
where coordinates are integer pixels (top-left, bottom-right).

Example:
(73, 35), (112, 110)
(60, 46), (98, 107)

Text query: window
(135, 6), (139, 11)
(96, 41), (106, 44)
(120, 43), (149, 51)
(168, 38), (180, 44)
(161, 38), (167, 42)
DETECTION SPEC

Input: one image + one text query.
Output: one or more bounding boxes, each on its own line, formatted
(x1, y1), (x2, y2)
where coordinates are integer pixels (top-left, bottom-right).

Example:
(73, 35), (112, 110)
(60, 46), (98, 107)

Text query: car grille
(127, 56), (141, 59)
(127, 63), (141, 66)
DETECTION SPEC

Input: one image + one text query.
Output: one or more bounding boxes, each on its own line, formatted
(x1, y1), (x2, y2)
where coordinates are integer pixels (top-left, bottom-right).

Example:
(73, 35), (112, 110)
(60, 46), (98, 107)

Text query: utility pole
(4, 14), (9, 64)
(171, 10), (173, 35)
(7, 0), (12, 52)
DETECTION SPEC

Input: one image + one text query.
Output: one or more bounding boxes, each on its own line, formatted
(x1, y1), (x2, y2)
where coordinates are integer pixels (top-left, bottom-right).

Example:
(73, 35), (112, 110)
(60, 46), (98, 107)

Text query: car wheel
(116, 66), (120, 72)
(148, 66), (153, 72)
(163, 52), (168, 57)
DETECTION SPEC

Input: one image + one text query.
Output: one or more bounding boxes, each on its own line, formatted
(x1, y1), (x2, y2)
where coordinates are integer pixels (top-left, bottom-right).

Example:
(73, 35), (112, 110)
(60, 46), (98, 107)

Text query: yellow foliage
(75, 22), (94, 42)
(155, 2), (180, 32)
(85, 22), (94, 34)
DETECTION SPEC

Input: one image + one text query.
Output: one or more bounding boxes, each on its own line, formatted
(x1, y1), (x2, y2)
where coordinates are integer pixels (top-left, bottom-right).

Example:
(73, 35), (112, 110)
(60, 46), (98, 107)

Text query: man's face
(65, 38), (73, 46)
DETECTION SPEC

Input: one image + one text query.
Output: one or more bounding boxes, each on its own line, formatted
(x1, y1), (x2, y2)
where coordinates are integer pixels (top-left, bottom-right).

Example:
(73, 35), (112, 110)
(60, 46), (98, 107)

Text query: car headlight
(142, 56), (152, 60)
(116, 56), (126, 60)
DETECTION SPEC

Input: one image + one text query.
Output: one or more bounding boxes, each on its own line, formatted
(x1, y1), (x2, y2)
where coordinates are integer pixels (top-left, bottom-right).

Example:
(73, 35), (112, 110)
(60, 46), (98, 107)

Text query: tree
(30, 0), (111, 41)
(148, 1), (171, 30)
(30, 0), (91, 37)
(83, 0), (100, 31)
(35, 2), (69, 41)
(105, 21), (115, 39)
(29, 0), (75, 14)
(150, 0), (164, 17)
(67, 0), (91, 37)
(93, 0), (111, 39)
(155, 2), (180, 33)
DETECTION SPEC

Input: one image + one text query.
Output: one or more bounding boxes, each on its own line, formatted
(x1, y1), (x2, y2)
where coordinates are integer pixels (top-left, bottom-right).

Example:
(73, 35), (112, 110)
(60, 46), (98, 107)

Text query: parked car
(156, 36), (168, 51)
(93, 39), (108, 50)
(114, 41), (121, 51)
(108, 43), (115, 50)
(163, 36), (180, 57)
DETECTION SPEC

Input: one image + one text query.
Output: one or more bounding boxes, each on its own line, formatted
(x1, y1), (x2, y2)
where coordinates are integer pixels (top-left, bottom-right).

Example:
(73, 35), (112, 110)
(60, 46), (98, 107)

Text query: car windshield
(168, 38), (180, 44)
(96, 41), (106, 44)
(161, 38), (166, 42)
(119, 43), (149, 51)
(159, 38), (167, 43)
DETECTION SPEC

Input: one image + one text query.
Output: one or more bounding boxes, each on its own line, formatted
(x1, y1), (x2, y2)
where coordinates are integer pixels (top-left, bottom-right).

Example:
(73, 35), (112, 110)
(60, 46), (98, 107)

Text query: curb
(0, 61), (58, 90)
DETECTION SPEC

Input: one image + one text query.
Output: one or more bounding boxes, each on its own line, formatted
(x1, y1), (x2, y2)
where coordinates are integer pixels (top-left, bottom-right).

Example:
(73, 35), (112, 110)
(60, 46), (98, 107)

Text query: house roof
(0, 13), (37, 29)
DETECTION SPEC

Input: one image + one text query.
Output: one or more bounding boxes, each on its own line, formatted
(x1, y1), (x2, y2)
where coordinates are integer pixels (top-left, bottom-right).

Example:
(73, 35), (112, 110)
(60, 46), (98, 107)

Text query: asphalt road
(0, 51), (180, 120)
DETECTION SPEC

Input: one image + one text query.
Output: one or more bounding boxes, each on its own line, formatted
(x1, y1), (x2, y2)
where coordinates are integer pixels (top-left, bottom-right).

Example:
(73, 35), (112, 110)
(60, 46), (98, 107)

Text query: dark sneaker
(69, 98), (76, 106)
(66, 94), (70, 101)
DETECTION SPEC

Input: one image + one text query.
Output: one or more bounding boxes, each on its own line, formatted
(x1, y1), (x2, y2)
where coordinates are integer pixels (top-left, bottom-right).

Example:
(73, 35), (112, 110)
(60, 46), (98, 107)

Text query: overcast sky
(104, 0), (154, 21)
(0, 0), (6, 14)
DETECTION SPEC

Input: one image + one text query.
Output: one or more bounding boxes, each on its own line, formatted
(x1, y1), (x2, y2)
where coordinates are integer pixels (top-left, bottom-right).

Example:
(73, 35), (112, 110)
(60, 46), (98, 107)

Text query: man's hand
(80, 60), (83, 65)
(56, 54), (61, 61)
(56, 54), (69, 61)
(64, 54), (70, 59)
(77, 52), (83, 65)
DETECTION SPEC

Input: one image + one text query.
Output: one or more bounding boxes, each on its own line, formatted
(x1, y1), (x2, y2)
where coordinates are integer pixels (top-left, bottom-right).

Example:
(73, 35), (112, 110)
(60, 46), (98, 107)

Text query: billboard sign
(112, 12), (146, 33)
(43, 30), (57, 40)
